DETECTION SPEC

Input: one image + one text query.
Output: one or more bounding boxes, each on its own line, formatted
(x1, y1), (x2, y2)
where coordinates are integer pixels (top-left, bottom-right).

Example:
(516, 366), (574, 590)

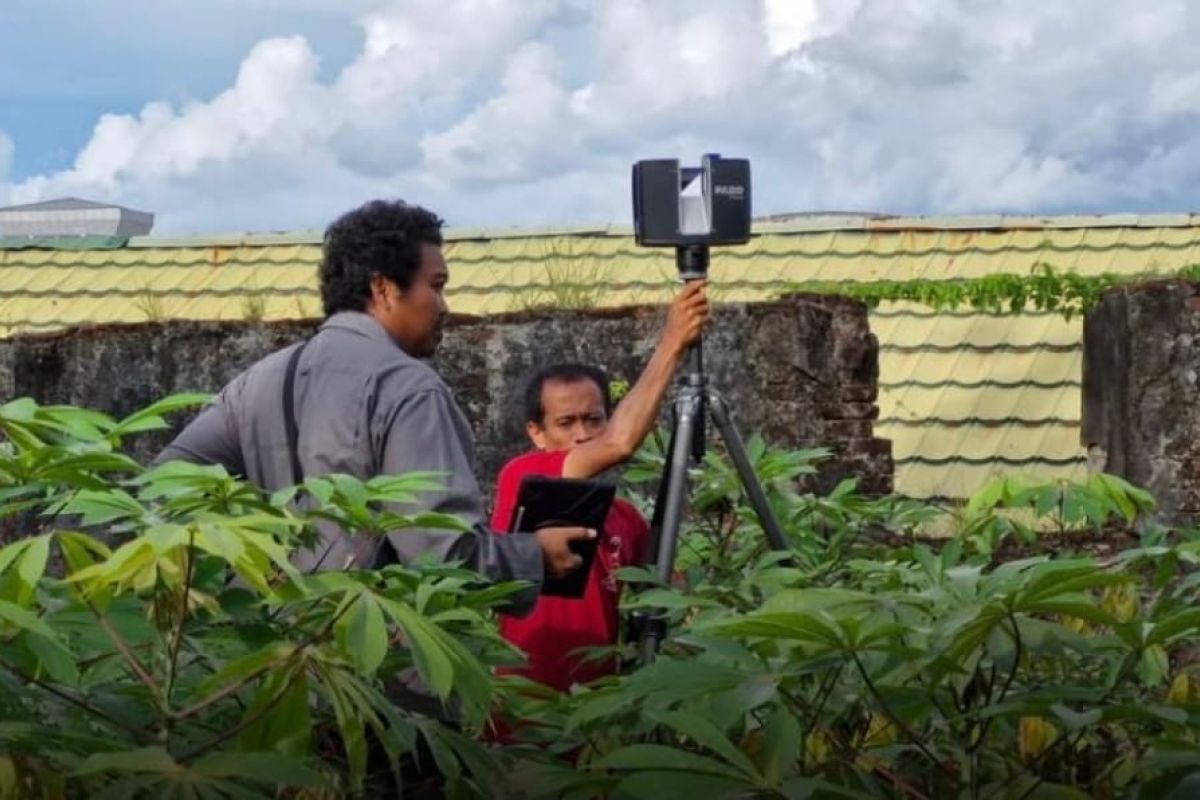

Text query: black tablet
(508, 475), (615, 598)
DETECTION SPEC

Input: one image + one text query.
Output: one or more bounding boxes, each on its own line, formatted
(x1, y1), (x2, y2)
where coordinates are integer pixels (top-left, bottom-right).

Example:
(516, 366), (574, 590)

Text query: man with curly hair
(158, 199), (592, 613)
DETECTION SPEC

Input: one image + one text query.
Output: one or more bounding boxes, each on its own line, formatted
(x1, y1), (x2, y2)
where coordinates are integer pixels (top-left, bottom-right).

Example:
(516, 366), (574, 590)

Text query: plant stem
(970, 611), (1023, 755)
(804, 666), (842, 740)
(89, 602), (168, 713)
(851, 651), (958, 783)
(0, 659), (151, 745)
(172, 645), (300, 721)
(165, 530), (196, 702)
(856, 754), (934, 800)
(177, 664), (303, 762)
(172, 594), (352, 721)
(990, 648), (1139, 800)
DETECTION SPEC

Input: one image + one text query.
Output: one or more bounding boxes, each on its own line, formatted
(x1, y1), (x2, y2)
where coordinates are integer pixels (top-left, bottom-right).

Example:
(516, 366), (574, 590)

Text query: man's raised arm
(562, 280), (709, 479)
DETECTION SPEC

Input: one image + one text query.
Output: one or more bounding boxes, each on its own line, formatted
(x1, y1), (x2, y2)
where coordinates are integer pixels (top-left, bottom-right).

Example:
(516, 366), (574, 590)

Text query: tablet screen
(509, 475), (615, 597)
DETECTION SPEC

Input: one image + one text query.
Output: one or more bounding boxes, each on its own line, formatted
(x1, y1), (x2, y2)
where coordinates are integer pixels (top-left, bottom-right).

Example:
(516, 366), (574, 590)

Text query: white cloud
(8, 35), (329, 206)
(336, 0), (561, 108)
(764, 0), (861, 59)
(6, 0), (1200, 232)
(421, 43), (574, 184)
(570, 1), (773, 132)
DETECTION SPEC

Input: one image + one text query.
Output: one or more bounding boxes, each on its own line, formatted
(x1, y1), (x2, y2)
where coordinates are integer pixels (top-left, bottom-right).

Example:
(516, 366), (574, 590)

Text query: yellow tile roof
(4, 213), (1199, 500)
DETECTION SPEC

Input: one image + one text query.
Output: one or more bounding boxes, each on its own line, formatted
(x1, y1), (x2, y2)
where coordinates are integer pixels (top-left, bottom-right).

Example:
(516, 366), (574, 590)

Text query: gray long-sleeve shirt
(157, 311), (543, 613)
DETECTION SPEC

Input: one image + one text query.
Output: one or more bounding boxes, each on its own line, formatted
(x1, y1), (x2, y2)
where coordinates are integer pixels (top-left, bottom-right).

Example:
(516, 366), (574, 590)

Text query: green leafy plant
(7, 398), (1200, 798)
(511, 239), (614, 312)
(621, 433), (933, 601)
(498, 437), (1200, 799)
(133, 286), (167, 323)
(956, 472), (1157, 555)
(0, 396), (527, 797)
(785, 262), (1200, 321)
(239, 293), (267, 322)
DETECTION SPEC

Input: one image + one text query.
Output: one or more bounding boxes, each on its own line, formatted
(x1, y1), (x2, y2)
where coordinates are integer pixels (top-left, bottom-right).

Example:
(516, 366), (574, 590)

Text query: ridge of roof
(3, 212), (1198, 251)
(0, 197), (149, 213)
(0, 235), (130, 251)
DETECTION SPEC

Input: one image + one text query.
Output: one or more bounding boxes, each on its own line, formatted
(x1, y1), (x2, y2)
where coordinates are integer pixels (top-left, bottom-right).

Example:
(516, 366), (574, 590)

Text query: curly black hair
(319, 199), (445, 316)
(523, 363), (613, 425)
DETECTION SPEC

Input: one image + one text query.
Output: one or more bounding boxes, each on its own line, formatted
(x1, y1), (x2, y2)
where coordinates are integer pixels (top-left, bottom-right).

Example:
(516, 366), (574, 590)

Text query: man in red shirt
(491, 282), (708, 690)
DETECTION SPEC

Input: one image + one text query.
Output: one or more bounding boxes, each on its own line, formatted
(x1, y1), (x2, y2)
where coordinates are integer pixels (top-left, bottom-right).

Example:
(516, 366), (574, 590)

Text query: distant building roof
(0, 197), (145, 213)
(0, 197), (154, 237)
(3, 212), (1200, 499)
(756, 211), (895, 223)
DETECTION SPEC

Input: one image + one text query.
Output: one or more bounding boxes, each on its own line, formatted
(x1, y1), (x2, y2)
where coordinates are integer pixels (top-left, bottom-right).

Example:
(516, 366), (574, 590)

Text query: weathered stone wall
(0, 294), (892, 498)
(1082, 279), (1200, 524)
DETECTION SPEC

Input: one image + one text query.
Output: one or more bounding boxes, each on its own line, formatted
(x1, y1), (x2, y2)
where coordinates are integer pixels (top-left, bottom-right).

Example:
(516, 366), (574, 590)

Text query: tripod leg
(707, 389), (790, 552)
(651, 390), (702, 584)
(646, 412), (678, 564)
(639, 388), (703, 664)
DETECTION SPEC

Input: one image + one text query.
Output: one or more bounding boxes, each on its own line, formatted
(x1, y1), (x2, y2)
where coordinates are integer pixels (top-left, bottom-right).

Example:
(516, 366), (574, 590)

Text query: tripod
(637, 244), (790, 665)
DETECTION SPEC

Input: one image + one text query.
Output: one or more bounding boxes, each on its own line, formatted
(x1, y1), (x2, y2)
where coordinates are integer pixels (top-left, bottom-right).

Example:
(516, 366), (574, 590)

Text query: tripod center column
(675, 244), (710, 386)
(675, 244), (709, 281)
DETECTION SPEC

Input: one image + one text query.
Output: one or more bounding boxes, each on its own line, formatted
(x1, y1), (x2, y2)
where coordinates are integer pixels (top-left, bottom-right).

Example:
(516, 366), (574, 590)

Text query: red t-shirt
(492, 449), (649, 690)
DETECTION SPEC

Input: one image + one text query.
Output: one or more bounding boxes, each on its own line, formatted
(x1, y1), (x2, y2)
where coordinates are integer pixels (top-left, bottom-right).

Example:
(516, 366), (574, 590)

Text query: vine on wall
(785, 262), (1200, 320)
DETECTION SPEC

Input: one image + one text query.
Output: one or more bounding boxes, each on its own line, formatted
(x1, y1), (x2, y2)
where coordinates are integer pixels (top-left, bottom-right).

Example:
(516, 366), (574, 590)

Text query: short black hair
(319, 199), (445, 316)
(524, 363), (613, 425)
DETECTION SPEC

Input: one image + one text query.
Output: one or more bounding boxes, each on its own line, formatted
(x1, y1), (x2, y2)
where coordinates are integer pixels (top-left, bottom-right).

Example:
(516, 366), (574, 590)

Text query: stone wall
(0, 294), (892, 499)
(1082, 279), (1200, 525)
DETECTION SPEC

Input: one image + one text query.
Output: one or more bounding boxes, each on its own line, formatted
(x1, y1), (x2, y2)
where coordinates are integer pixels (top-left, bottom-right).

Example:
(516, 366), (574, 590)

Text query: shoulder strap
(283, 340), (310, 487)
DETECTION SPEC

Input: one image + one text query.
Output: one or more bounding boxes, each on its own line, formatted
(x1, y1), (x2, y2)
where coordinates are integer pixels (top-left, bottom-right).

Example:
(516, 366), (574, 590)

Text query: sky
(2, 0), (1199, 235)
